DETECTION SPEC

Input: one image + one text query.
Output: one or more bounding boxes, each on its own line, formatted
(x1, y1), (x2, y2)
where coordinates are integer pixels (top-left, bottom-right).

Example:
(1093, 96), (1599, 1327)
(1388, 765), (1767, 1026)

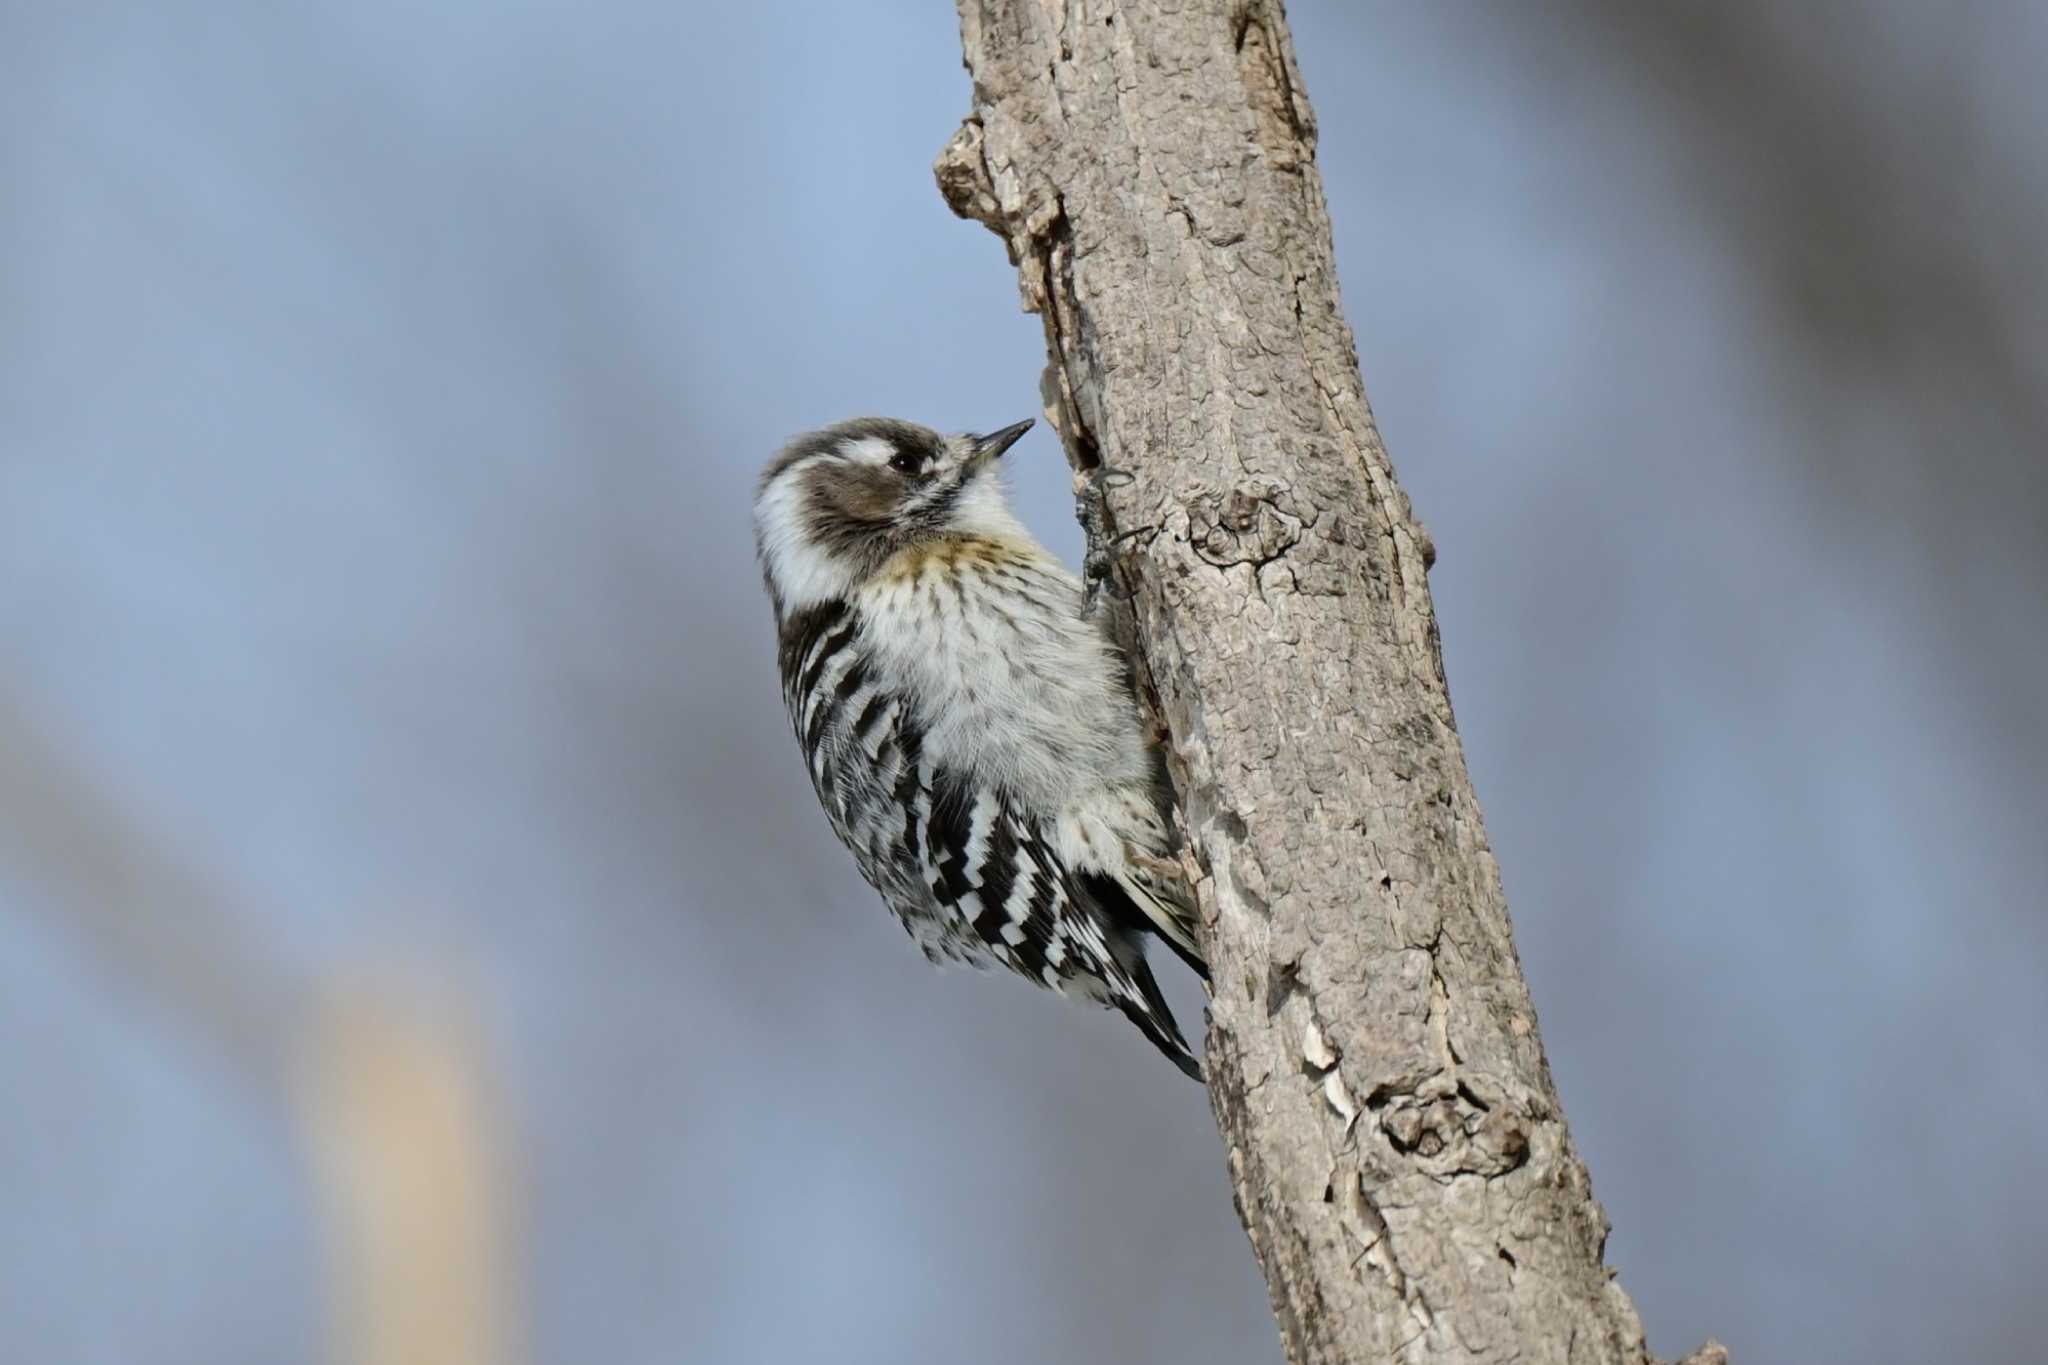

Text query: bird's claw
(1076, 464), (1138, 617)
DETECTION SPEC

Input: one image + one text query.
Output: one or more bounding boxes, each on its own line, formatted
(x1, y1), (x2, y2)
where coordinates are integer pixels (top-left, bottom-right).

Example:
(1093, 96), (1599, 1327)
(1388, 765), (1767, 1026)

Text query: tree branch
(937, 3), (1719, 1360)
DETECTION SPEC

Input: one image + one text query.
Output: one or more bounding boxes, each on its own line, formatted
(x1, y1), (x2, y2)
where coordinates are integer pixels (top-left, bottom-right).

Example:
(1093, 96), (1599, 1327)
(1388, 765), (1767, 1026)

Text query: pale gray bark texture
(936, 4), (1723, 1363)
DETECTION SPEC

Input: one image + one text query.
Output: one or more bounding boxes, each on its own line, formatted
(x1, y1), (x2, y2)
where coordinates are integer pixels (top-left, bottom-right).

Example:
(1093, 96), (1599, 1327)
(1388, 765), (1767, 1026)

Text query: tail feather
(1078, 867), (1208, 981)
(1110, 951), (1203, 1082)
(1114, 869), (1207, 979)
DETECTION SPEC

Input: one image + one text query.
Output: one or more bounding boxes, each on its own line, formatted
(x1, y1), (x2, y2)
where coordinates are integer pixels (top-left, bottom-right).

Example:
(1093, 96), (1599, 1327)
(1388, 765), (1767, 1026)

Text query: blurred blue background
(3, 2), (2044, 1362)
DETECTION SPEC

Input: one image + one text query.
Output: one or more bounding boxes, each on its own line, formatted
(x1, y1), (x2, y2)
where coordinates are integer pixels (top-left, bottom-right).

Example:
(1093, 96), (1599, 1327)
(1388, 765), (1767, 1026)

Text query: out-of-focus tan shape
(1, 699), (521, 1365)
(297, 984), (515, 1365)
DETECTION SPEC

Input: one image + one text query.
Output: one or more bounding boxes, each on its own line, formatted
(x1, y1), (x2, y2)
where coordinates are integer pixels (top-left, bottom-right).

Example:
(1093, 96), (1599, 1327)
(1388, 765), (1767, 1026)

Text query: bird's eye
(888, 449), (924, 476)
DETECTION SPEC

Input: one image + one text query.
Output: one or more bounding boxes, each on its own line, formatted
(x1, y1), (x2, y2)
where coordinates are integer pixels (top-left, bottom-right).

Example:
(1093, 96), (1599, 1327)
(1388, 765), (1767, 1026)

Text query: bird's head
(753, 415), (1036, 612)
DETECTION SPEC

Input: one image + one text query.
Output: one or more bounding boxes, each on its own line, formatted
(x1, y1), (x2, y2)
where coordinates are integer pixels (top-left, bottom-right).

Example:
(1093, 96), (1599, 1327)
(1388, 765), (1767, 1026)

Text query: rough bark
(936, 4), (1720, 1362)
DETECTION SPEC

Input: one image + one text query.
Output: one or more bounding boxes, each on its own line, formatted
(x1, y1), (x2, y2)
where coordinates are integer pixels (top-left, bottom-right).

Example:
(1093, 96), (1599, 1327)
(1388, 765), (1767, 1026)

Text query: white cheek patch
(754, 458), (859, 609)
(838, 435), (896, 466)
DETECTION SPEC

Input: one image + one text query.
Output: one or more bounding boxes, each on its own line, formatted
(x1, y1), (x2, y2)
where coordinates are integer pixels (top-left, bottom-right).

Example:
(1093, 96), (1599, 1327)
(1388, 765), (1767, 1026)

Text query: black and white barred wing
(910, 767), (1200, 1078)
(777, 599), (1198, 1077)
(778, 602), (941, 930)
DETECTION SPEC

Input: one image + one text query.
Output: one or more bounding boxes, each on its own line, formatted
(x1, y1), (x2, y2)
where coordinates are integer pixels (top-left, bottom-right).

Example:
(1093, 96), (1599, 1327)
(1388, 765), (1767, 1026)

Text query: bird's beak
(969, 419), (1035, 466)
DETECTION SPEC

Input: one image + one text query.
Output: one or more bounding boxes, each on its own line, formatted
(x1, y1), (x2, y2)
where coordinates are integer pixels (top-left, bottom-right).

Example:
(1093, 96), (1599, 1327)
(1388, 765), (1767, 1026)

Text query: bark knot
(1188, 482), (1304, 569)
(1375, 1089), (1530, 1180)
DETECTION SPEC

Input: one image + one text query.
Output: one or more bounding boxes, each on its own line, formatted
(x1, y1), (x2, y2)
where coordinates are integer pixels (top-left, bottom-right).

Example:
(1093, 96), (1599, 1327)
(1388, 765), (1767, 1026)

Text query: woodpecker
(754, 415), (1206, 1078)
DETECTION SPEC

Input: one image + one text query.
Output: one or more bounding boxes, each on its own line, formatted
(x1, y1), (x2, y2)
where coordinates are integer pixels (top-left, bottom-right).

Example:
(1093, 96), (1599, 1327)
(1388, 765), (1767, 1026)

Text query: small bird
(754, 415), (1206, 1078)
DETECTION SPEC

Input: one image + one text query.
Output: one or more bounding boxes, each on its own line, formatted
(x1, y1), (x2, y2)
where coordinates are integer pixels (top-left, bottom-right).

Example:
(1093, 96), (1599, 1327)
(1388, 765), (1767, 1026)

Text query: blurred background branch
(0, 697), (291, 1087)
(0, 698), (516, 1365)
